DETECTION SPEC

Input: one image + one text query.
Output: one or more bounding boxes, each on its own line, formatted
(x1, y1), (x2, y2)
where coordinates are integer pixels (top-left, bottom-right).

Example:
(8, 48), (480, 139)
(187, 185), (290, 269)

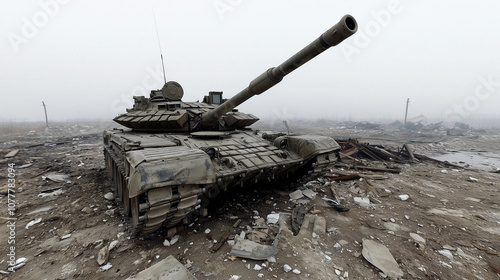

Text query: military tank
(104, 15), (357, 236)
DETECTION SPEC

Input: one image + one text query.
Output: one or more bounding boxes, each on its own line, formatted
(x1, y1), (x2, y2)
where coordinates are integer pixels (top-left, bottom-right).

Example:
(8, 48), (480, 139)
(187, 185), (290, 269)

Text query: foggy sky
(1, 1), (500, 126)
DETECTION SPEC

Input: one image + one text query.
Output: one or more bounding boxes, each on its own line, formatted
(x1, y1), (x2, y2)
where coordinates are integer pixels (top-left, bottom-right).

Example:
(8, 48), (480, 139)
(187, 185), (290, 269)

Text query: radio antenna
(152, 9), (167, 84)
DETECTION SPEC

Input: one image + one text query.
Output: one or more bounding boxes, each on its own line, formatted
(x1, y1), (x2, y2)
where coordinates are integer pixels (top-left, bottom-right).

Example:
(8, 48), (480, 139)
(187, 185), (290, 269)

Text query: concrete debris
(38, 188), (64, 198)
(289, 190), (304, 200)
(46, 173), (72, 183)
(410, 233), (426, 245)
(170, 235), (179, 246)
(125, 255), (197, 280)
(25, 218), (42, 229)
(104, 192), (114, 200)
(266, 213), (280, 224)
(230, 239), (278, 260)
(438, 249), (454, 261)
(253, 264), (262, 271)
(100, 263), (113, 272)
(353, 197), (370, 207)
(60, 234), (71, 240)
(397, 194), (410, 201)
(97, 246), (110, 266)
(468, 177), (479, 182)
(109, 240), (119, 251)
(302, 189), (317, 199)
(362, 239), (404, 278)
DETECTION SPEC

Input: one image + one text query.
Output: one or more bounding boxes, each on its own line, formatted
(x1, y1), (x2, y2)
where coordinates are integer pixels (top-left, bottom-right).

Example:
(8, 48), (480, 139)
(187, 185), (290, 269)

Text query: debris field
(1, 123), (500, 280)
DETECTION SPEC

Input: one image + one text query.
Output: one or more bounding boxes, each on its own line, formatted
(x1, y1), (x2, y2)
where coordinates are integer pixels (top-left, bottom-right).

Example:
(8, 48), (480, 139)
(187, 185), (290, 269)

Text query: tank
(104, 15), (358, 236)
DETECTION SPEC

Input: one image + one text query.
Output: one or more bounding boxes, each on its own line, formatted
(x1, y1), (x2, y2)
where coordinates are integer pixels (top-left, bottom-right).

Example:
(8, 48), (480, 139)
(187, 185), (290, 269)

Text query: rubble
(362, 239), (404, 278)
(104, 192), (114, 200)
(3, 122), (500, 279)
(230, 239), (278, 260)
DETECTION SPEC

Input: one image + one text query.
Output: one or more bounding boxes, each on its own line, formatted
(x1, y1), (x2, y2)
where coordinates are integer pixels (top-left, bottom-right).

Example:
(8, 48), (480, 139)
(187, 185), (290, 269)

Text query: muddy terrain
(1, 122), (499, 280)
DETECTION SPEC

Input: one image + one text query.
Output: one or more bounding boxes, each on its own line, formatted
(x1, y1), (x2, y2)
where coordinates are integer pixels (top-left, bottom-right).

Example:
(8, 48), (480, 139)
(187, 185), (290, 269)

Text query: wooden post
(42, 101), (48, 127)
(404, 98), (409, 124)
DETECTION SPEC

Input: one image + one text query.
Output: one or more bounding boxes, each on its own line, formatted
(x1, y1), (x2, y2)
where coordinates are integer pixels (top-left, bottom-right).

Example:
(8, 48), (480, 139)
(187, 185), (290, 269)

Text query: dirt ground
(1, 122), (499, 280)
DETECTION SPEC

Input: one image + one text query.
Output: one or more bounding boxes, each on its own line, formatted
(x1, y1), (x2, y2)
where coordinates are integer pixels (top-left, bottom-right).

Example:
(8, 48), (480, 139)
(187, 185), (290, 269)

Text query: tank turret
(114, 15), (357, 132)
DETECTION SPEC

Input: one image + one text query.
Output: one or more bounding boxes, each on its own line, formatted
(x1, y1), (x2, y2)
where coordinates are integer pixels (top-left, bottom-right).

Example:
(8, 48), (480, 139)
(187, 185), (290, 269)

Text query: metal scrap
(210, 231), (230, 252)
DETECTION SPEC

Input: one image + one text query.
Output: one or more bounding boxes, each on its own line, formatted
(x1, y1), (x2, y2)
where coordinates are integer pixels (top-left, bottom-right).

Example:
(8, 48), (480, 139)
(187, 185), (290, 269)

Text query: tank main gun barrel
(200, 14), (358, 128)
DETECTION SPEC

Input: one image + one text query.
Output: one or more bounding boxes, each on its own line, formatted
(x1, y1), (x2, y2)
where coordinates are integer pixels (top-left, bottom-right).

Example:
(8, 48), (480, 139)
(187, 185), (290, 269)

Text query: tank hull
(103, 129), (340, 236)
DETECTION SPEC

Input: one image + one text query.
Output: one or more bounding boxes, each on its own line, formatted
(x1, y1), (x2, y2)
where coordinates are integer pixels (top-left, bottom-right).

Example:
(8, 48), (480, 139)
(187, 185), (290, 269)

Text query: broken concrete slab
(289, 190), (304, 200)
(362, 239), (404, 278)
(126, 255), (197, 280)
(230, 239), (278, 260)
(302, 189), (317, 199)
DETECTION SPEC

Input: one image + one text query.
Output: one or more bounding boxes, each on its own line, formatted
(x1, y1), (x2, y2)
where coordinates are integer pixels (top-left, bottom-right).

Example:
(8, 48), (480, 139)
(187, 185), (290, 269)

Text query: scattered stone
(267, 256), (276, 263)
(335, 269), (341, 275)
(440, 261), (452, 269)
(257, 273), (264, 278)
(438, 249), (454, 261)
(292, 269), (301, 274)
(362, 239), (404, 278)
(205, 228), (211, 234)
(81, 207), (92, 214)
(397, 194), (409, 201)
(353, 197), (370, 206)
(266, 213), (280, 224)
(410, 233), (426, 245)
(253, 264), (263, 271)
(302, 189), (317, 199)
(289, 190), (304, 200)
(105, 209), (115, 216)
(170, 235), (179, 245)
(327, 227), (338, 233)
(442, 244), (456, 251)
(104, 192), (114, 201)
(97, 246), (110, 266)
(100, 262), (112, 272)
(46, 173), (72, 183)
(468, 177), (478, 182)
(61, 234), (71, 240)
(283, 264), (292, 273)
(109, 240), (119, 251)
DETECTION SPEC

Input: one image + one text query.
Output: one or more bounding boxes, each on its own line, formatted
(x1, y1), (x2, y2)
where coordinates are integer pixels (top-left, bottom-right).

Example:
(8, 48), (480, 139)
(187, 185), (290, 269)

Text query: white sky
(1, 1), (500, 125)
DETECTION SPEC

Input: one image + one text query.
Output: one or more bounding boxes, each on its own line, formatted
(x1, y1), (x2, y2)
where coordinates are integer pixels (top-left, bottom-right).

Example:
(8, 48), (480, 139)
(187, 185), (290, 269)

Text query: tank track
(104, 146), (338, 237)
(104, 147), (201, 237)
